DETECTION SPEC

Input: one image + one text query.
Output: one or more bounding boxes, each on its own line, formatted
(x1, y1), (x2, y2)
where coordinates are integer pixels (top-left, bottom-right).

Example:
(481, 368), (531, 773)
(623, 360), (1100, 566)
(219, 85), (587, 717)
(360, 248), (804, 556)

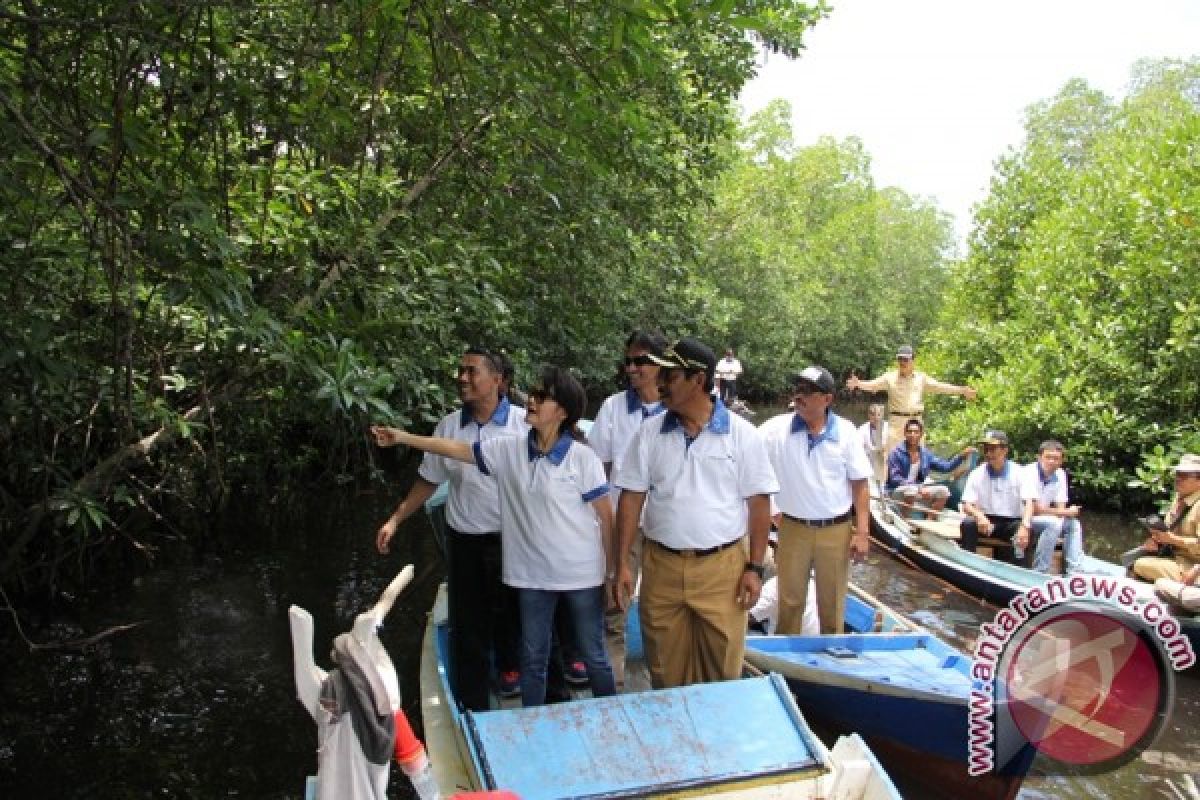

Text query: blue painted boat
(419, 583), (902, 799)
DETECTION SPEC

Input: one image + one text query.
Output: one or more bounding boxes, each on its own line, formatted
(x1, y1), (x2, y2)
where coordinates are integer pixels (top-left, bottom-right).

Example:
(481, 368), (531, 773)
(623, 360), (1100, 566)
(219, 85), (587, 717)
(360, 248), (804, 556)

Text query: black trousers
(446, 527), (521, 711)
(959, 514), (1028, 566)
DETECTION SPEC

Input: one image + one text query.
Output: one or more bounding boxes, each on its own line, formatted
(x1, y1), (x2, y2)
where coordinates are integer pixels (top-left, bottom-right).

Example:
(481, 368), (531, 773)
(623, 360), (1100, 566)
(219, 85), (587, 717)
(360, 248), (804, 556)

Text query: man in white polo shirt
(589, 329), (667, 686)
(761, 366), (872, 635)
(373, 346), (528, 710)
(614, 337), (778, 688)
(959, 430), (1031, 565)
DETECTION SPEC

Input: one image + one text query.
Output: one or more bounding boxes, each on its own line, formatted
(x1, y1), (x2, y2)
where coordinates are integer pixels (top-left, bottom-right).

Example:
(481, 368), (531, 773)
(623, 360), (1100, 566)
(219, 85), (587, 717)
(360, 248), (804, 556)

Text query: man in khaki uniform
(845, 344), (977, 453)
(1132, 454), (1200, 582)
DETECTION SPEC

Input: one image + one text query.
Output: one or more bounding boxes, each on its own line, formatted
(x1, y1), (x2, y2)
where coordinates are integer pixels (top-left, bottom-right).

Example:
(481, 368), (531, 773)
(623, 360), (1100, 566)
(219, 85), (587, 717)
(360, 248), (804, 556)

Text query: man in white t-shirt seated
(959, 430), (1032, 565)
(1020, 440), (1084, 575)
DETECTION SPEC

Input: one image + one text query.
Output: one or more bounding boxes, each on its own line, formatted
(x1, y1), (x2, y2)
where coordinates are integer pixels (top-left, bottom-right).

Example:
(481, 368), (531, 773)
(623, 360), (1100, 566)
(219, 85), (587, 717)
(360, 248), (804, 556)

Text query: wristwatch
(744, 562), (766, 579)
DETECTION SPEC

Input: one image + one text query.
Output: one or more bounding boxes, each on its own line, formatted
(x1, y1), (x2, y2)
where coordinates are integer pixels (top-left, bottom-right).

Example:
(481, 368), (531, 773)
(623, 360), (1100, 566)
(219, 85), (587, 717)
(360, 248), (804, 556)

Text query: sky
(738, 0), (1200, 247)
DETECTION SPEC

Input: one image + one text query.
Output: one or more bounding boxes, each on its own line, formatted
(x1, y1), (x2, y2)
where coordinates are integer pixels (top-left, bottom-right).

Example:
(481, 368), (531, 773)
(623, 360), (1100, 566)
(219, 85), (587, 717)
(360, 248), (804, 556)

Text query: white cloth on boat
(310, 634), (396, 800)
(961, 460), (1025, 518)
(417, 397), (528, 534)
(475, 431), (609, 590)
(749, 576), (818, 635)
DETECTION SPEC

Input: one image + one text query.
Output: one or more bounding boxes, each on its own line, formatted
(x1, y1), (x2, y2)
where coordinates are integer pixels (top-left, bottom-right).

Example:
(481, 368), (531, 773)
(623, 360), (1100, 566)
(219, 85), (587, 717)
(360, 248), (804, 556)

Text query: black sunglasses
(624, 355), (655, 367)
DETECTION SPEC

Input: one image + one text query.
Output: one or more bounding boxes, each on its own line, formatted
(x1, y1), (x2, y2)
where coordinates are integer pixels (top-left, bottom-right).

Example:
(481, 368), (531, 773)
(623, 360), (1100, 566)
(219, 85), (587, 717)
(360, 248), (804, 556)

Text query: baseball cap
(790, 365), (835, 394)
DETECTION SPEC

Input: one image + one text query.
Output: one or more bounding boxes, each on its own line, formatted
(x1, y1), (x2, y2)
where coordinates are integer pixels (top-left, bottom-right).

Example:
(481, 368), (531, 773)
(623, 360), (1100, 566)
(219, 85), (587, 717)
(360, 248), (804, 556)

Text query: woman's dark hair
(625, 329), (668, 355)
(535, 365), (587, 441)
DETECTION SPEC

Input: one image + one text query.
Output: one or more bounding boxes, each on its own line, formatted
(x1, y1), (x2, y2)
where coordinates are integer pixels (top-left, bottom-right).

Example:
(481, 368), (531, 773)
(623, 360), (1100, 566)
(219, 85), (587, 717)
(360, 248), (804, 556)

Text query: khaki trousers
(639, 539), (747, 689)
(1133, 555), (1197, 583)
(776, 517), (853, 634)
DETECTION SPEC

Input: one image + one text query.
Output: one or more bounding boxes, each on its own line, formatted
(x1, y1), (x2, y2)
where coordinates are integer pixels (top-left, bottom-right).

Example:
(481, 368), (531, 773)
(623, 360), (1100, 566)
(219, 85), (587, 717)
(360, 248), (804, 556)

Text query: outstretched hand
(845, 372), (861, 392)
(370, 425), (405, 448)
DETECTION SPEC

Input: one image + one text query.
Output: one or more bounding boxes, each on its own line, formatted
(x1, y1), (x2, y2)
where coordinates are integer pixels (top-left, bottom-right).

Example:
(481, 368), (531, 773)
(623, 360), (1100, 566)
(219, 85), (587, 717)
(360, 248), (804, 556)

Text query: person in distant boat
(845, 344), (977, 454)
(715, 347), (744, 406)
(857, 403), (889, 483)
(959, 430), (1031, 565)
(372, 366), (617, 707)
(1155, 564), (1200, 612)
(1130, 454), (1200, 583)
(588, 329), (667, 688)
(1021, 440), (1085, 575)
(761, 366), (872, 635)
(373, 346), (526, 710)
(614, 337), (777, 689)
(885, 418), (974, 519)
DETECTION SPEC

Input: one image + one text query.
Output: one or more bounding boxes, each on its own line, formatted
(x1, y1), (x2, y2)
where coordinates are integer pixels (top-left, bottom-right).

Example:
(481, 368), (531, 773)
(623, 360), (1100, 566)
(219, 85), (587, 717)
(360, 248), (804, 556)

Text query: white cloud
(738, 0), (1200, 246)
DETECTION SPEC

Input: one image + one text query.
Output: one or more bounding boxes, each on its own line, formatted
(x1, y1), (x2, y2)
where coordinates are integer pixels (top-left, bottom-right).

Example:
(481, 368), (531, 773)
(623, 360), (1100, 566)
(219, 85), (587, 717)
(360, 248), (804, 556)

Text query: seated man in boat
(845, 344), (977, 455)
(959, 430), (1032, 565)
(1130, 453), (1200, 583)
(1021, 440), (1084, 575)
(885, 418), (974, 519)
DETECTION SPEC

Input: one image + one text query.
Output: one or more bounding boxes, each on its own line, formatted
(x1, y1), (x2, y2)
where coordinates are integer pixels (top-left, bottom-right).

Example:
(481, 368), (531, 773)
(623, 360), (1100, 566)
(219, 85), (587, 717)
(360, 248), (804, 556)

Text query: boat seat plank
(466, 675), (827, 799)
(908, 518), (961, 540)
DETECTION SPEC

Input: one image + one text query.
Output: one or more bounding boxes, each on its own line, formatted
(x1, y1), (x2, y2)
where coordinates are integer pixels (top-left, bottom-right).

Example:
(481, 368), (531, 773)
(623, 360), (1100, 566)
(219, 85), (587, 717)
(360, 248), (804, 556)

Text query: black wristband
(744, 562), (765, 579)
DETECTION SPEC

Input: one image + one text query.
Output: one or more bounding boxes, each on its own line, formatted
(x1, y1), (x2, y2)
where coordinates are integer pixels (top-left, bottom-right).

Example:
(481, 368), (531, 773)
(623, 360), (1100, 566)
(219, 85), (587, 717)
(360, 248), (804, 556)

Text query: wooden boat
(745, 623), (1032, 800)
(867, 487), (1200, 655)
(419, 582), (902, 799)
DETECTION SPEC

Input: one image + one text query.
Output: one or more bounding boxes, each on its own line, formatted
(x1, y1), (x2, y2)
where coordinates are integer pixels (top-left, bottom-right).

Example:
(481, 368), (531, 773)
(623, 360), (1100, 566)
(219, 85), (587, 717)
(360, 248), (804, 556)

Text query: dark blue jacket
(886, 445), (965, 490)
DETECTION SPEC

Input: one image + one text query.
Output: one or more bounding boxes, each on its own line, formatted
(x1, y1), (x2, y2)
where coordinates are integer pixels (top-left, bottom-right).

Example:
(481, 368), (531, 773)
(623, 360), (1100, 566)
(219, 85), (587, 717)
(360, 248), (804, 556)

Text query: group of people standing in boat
(369, 335), (1200, 710)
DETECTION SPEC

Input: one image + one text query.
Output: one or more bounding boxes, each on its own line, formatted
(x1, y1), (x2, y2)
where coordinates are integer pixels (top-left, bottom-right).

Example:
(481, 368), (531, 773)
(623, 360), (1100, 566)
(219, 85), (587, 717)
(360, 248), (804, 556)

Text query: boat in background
(867, 488), (1200, 655)
(420, 583), (902, 799)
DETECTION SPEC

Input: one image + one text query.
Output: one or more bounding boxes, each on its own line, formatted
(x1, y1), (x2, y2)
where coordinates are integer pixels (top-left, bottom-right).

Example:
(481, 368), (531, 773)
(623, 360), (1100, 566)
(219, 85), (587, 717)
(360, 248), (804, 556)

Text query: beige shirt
(856, 370), (960, 416)
(1165, 489), (1200, 558)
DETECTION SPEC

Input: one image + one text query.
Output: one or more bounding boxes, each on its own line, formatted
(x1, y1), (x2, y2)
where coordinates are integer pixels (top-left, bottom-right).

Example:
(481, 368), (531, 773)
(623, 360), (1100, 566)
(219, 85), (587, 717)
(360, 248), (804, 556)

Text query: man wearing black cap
(760, 366), (872, 635)
(613, 337), (778, 688)
(959, 430), (1031, 565)
(845, 344), (977, 454)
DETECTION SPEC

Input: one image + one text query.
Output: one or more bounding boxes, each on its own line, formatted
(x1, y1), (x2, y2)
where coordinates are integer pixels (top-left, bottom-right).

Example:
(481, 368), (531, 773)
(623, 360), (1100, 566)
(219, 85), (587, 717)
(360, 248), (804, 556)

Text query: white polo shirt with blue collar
(474, 431), (610, 591)
(761, 410), (872, 520)
(1020, 462), (1069, 508)
(614, 399), (779, 550)
(591, 388), (665, 467)
(417, 396), (528, 534)
(961, 460), (1025, 518)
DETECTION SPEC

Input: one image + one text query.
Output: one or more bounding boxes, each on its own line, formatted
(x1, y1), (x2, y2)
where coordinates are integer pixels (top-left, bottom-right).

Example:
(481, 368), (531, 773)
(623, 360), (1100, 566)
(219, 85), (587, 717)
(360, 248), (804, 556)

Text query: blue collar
(1038, 463), (1059, 484)
(661, 398), (731, 436)
(527, 430), (573, 465)
(986, 461), (1011, 479)
(624, 388), (665, 418)
(460, 395), (512, 427)
(790, 409), (840, 447)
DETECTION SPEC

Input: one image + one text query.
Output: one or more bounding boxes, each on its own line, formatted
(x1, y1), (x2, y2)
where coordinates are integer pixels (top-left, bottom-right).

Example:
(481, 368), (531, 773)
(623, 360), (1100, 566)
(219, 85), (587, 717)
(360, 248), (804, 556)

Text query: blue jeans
(1031, 515), (1083, 574)
(517, 586), (616, 706)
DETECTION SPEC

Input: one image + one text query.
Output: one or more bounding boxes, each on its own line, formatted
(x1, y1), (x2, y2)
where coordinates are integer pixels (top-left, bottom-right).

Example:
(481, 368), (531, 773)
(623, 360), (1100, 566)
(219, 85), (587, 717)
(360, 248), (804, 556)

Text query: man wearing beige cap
(1131, 454), (1200, 582)
(845, 344), (977, 454)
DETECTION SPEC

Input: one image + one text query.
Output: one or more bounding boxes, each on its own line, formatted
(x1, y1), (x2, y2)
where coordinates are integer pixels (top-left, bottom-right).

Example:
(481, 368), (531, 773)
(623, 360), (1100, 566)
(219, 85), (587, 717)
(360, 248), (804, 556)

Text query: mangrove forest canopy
(1, 0), (1197, 596)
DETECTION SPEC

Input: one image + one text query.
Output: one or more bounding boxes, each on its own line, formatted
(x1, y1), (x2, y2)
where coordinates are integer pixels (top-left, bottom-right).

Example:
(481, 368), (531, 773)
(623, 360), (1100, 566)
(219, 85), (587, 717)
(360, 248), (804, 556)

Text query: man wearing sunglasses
(373, 345), (527, 710)
(589, 330), (667, 687)
(761, 366), (872, 635)
(613, 337), (777, 689)
(845, 344), (977, 454)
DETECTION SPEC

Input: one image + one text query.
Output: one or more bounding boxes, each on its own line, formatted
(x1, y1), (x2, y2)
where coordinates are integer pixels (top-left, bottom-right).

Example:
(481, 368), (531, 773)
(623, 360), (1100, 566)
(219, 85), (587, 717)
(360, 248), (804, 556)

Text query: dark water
(2, 407), (1197, 798)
